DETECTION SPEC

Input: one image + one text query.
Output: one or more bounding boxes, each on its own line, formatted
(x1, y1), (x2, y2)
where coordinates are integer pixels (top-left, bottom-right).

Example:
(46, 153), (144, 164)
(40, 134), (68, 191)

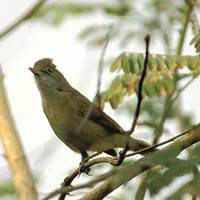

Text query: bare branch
(42, 124), (200, 200)
(42, 157), (116, 200)
(126, 125), (198, 158)
(96, 24), (113, 109)
(43, 171), (115, 200)
(116, 34), (151, 165)
(128, 34), (151, 134)
(79, 124), (200, 200)
(0, 0), (48, 39)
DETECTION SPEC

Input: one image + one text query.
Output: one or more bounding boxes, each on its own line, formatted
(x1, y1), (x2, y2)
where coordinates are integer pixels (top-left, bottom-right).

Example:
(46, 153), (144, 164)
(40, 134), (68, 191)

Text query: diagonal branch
(79, 124), (200, 200)
(42, 123), (200, 200)
(125, 125), (199, 158)
(0, 0), (48, 39)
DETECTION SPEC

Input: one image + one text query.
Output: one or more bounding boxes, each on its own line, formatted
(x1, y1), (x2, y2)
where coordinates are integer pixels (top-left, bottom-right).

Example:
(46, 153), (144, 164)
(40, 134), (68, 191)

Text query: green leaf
(110, 94), (123, 109)
(104, 52), (200, 108)
(121, 54), (131, 73)
(129, 53), (141, 74)
(110, 53), (124, 72)
(136, 53), (145, 72)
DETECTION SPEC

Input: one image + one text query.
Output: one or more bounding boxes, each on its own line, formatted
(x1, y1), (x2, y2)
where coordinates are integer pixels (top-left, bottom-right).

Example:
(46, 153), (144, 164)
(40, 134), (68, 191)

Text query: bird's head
(29, 58), (68, 95)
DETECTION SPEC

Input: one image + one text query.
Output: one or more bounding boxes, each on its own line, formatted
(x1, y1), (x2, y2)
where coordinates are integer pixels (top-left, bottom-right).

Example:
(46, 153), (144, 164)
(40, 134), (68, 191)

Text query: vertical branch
(129, 34), (151, 134)
(116, 35), (151, 165)
(96, 24), (113, 110)
(0, 65), (37, 200)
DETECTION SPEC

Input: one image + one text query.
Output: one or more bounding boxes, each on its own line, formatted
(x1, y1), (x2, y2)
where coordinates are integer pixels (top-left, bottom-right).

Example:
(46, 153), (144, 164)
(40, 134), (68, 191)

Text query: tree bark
(0, 66), (38, 200)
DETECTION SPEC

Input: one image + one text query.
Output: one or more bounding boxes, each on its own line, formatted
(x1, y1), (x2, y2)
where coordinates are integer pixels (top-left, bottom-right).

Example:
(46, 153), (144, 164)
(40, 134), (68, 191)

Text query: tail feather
(89, 134), (156, 154)
(127, 137), (152, 152)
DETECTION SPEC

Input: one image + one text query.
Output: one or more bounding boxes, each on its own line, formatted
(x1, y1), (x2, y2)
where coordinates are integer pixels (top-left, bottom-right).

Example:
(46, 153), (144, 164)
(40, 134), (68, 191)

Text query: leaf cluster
(100, 52), (200, 109)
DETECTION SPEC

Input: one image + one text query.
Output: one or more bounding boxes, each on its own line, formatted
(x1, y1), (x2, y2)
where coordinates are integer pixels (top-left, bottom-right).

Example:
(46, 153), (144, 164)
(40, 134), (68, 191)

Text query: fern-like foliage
(99, 52), (200, 109)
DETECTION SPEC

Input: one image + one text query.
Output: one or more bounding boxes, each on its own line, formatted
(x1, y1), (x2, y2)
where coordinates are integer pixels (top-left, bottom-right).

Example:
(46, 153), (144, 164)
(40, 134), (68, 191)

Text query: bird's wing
(66, 88), (124, 134)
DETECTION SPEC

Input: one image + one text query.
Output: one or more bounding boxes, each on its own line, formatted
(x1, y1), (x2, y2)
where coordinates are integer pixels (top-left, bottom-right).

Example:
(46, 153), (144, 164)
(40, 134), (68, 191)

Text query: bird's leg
(116, 144), (129, 166)
(79, 151), (90, 175)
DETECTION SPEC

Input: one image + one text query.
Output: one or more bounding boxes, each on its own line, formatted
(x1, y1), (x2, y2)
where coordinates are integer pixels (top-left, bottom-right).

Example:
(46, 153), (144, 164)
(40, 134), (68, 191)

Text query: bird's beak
(29, 67), (39, 76)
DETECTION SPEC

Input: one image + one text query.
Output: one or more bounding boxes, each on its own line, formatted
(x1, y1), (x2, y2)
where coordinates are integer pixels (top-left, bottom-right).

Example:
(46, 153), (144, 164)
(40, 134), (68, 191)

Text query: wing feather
(63, 88), (124, 134)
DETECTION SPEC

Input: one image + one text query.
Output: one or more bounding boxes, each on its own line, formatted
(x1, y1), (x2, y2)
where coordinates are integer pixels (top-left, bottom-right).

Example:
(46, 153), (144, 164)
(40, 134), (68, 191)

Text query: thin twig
(116, 34), (151, 165)
(128, 34), (151, 134)
(96, 24), (113, 109)
(0, 0), (47, 39)
(126, 125), (197, 158)
(43, 170), (114, 200)
(43, 157), (116, 200)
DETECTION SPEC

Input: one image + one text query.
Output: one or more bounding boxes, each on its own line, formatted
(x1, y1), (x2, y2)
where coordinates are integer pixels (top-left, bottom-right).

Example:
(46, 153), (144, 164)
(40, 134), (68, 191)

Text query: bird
(29, 58), (152, 167)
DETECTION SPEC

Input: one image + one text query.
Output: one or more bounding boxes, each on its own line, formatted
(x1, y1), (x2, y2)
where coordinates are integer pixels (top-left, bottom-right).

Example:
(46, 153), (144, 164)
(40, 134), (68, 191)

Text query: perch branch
(79, 124), (200, 200)
(43, 124), (200, 200)
(42, 123), (200, 200)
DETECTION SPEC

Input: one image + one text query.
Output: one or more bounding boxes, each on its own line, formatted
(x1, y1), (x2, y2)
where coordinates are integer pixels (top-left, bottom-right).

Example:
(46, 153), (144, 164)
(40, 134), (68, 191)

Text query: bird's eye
(40, 70), (51, 76)
(48, 68), (53, 73)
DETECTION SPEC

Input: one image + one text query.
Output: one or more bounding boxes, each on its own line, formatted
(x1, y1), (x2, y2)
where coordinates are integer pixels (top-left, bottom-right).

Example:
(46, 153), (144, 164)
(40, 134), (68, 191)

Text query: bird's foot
(116, 145), (129, 166)
(78, 159), (91, 176)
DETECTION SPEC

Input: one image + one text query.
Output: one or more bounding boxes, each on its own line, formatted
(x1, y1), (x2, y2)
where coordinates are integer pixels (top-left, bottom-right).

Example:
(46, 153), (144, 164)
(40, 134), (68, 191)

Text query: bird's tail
(127, 136), (153, 152)
(89, 134), (155, 154)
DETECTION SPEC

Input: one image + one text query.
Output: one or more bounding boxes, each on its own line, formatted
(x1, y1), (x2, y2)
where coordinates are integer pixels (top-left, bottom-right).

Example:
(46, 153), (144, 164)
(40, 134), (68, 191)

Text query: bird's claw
(78, 161), (91, 176)
(116, 145), (129, 166)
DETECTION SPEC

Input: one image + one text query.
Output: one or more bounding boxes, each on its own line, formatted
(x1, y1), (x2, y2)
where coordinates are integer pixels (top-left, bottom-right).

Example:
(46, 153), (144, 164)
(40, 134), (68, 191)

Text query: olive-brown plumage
(29, 58), (150, 161)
